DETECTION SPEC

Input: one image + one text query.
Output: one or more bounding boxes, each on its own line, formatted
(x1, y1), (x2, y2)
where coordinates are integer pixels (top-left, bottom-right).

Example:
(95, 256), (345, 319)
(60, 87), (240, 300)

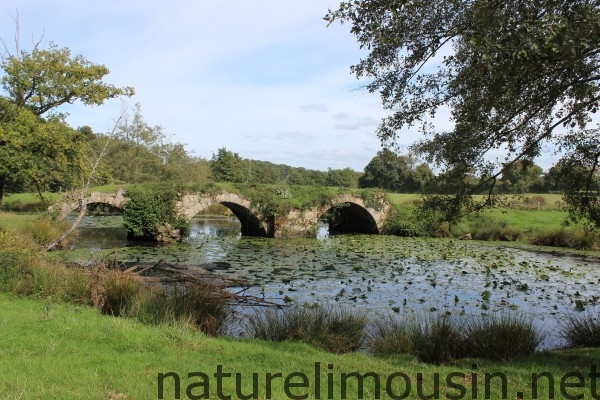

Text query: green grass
(1, 293), (600, 399)
(0, 212), (41, 230)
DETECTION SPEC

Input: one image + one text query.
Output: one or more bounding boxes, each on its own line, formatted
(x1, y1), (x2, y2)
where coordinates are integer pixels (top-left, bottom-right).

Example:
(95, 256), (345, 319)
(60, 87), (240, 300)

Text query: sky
(0, 1), (415, 171)
(1, 2), (571, 173)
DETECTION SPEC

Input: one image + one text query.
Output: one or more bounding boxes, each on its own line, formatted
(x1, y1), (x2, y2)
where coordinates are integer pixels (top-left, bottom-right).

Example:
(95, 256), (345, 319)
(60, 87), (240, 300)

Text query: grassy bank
(386, 193), (600, 250)
(1, 293), (599, 399)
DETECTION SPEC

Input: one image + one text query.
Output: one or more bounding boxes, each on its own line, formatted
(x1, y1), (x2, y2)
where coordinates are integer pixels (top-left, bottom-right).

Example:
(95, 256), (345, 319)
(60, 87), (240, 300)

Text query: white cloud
(0, 1), (433, 171)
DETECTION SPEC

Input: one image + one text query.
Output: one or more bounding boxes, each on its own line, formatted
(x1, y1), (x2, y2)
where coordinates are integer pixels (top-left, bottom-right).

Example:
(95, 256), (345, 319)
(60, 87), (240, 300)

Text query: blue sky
(0, 1), (415, 171)
(1, 2), (572, 172)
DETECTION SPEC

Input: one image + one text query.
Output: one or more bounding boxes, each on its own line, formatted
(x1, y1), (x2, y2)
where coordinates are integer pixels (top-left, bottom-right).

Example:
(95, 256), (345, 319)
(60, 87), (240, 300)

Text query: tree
(1, 42), (134, 116)
(0, 28), (134, 205)
(359, 149), (428, 192)
(210, 147), (248, 183)
(325, 167), (360, 188)
(0, 97), (86, 204)
(499, 160), (545, 193)
(327, 1), (600, 224)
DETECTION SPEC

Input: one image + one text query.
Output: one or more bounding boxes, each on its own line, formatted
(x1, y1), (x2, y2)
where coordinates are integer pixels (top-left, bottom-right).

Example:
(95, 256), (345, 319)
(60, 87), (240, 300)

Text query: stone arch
(50, 189), (129, 221)
(321, 202), (379, 234)
(324, 193), (391, 235)
(176, 192), (270, 237)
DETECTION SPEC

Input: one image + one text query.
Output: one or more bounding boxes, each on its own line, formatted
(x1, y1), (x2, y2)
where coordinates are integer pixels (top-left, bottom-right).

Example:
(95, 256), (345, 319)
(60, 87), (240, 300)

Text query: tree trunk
(43, 198), (86, 251)
(0, 176), (4, 206)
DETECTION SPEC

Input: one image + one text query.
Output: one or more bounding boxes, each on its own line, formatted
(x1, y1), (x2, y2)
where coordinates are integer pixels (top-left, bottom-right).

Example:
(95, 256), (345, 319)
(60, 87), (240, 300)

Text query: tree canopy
(326, 0), (600, 225)
(359, 149), (433, 192)
(0, 35), (134, 204)
(1, 42), (134, 116)
(0, 98), (86, 203)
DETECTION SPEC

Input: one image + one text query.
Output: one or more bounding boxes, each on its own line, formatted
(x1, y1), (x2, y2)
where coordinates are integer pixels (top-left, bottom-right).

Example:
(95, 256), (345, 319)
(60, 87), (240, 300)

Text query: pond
(63, 214), (600, 349)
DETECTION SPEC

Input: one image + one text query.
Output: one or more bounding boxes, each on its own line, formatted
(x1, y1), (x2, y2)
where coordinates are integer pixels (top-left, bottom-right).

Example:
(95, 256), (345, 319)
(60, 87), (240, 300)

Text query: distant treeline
(40, 106), (565, 195)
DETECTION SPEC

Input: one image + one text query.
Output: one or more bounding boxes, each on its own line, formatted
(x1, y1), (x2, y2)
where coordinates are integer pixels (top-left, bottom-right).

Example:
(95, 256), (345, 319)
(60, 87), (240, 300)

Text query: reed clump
(246, 304), (367, 354)
(559, 312), (600, 348)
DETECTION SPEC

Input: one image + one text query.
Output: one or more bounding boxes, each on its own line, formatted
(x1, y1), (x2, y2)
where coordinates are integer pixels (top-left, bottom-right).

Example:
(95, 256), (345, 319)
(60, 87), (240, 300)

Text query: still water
(66, 214), (600, 348)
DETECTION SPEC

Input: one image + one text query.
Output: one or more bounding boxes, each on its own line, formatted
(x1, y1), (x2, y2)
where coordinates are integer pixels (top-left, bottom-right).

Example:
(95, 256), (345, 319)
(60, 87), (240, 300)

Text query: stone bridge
(50, 189), (392, 239)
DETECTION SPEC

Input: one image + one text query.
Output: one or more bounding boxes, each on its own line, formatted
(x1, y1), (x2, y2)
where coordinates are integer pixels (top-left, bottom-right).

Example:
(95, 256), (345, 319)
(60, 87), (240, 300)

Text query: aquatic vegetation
(60, 215), (600, 349)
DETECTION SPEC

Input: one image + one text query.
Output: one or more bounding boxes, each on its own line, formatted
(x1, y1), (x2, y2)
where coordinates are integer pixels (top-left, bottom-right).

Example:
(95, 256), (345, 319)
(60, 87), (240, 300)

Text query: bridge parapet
(50, 189), (129, 221)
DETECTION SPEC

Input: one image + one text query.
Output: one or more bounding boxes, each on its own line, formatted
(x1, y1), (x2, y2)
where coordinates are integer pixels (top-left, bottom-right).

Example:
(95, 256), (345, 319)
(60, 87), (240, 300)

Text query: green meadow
(1, 293), (599, 399)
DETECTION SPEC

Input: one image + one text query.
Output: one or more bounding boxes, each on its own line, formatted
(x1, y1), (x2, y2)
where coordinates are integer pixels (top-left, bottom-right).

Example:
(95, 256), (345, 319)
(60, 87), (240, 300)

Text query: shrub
(123, 189), (189, 240)
(469, 217), (521, 241)
(559, 312), (600, 348)
(458, 314), (542, 361)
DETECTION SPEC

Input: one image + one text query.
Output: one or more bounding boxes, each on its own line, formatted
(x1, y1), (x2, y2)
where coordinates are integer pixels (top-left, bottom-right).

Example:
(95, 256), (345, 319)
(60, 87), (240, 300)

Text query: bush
(246, 305), (367, 354)
(458, 314), (542, 361)
(123, 189), (190, 240)
(469, 217), (521, 241)
(382, 207), (423, 237)
(559, 312), (600, 348)
(530, 227), (599, 250)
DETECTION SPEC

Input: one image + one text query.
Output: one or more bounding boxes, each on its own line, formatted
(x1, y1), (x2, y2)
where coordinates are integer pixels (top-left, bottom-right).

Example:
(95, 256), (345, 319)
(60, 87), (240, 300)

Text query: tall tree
(210, 147), (248, 183)
(0, 98), (86, 203)
(359, 149), (428, 192)
(327, 1), (600, 224)
(1, 42), (134, 116)
(499, 160), (545, 193)
(0, 30), (134, 204)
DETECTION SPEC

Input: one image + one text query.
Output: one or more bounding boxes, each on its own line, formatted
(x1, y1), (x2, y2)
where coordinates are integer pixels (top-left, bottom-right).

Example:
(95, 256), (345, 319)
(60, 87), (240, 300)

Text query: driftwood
(92, 254), (281, 308)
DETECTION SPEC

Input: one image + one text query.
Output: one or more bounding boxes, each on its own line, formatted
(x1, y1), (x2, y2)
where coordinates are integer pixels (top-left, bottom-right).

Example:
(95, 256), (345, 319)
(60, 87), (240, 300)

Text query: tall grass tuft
(530, 227), (599, 250)
(163, 283), (232, 336)
(530, 228), (572, 248)
(458, 314), (542, 361)
(559, 312), (600, 348)
(246, 305), (367, 353)
(91, 269), (145, 317)
(469, 217), (521, 241)
(21, 218), (70, 248)
(366, 316), (414, 357)
(411, 314), (461, 364)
